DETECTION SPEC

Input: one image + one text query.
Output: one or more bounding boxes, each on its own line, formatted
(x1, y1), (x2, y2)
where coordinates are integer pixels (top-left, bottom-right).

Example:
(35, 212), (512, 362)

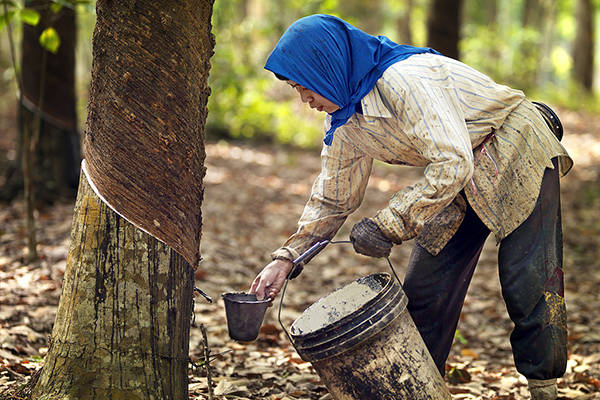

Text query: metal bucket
(222, 292), (270, 342)
(287, 273), (451, 400)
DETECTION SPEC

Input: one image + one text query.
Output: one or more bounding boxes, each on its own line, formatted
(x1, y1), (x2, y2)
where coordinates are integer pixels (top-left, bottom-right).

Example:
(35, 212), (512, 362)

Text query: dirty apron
(404, 157), (567, 380)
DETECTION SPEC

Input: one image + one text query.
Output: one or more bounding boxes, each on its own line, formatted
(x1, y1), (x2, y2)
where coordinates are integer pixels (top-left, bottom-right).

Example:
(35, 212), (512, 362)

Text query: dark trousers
(404, 159), (567, 380)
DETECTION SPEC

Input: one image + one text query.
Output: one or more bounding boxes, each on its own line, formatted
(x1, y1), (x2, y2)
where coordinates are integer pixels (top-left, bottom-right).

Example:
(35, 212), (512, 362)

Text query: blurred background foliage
(1, 0), (599, 149)
(210, 0), (599, 147)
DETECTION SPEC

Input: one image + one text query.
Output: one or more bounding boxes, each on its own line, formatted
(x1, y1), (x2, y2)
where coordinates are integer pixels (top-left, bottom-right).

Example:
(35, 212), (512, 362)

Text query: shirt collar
(357, 84), (393, 121)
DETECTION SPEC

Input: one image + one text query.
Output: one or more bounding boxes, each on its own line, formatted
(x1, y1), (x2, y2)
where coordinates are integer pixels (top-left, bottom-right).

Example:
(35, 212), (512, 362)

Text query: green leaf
(73, 0), (95, 14)
(454, 329), (468, 345)
(78, 3), (95, 14)
(39, 27), (61, 54)
(50, 3), (62, 13)
(0, 10), (15, 32)
(50, 0), (75, 9)
(19, 8), (40, 25)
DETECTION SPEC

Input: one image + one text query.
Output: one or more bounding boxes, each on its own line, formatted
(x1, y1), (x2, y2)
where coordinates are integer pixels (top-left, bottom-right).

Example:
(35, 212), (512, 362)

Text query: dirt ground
(1, 108), (600, 399)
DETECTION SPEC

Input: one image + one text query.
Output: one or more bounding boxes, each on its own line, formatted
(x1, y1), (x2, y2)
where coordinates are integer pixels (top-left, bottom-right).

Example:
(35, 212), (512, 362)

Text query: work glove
(350, 218), (394, 258)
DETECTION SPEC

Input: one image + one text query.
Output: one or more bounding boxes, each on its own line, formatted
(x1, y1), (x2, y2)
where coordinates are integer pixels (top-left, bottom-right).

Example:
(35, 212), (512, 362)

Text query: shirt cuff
(270, 246), (300, 264)
(373, 211), (406, 244)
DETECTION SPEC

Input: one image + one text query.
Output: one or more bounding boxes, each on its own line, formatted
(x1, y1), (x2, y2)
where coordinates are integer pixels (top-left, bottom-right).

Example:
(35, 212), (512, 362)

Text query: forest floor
(1, 108), (600, 399)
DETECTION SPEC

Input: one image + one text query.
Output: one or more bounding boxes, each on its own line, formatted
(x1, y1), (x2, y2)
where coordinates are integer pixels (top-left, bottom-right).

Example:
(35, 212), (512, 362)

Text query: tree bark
(1, 0), (80, 203)
(573, 0), (594, 91)
(33, 170), (195, 399)
(426, 0), (464, 59)
(83, 0), (212, 266)
(32, 0), (215, 397)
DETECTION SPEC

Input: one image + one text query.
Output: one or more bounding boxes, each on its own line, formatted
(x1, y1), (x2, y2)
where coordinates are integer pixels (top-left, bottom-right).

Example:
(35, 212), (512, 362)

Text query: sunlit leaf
(19, 8), (40, 26)
(50, 3), (62, 13)
(50, 0), (75, 9)
(48, 0), (94, 14)
(454, 329), (468, 345)
(551, 47), (572, 79)
(74, 0), (95, 14)
(39, 27), (61, 54)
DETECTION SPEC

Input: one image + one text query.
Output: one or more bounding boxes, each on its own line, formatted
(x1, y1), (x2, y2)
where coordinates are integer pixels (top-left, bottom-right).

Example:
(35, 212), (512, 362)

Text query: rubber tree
(32, 0), (215, 398)
(2, 0), (80, 203)
(396, 0), (413, 45)
(426, 0), (463, 60)
(572, 0), (594, 91)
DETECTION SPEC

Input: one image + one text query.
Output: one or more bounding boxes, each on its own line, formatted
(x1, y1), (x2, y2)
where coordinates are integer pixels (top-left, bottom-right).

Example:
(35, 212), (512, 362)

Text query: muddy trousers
(404, 158), (567, 380)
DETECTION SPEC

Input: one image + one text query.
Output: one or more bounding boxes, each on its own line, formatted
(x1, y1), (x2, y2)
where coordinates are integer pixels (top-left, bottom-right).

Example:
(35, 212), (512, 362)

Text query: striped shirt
(272, 53), (572, 262)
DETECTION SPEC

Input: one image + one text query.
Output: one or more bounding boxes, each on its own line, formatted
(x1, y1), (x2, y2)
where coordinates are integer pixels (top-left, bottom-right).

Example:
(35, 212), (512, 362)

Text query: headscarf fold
(265, 14), (440, 145)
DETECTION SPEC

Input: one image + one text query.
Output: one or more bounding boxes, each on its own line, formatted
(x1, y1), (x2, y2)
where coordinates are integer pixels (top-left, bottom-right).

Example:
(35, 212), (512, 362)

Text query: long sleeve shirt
(272, 53), (572, 263)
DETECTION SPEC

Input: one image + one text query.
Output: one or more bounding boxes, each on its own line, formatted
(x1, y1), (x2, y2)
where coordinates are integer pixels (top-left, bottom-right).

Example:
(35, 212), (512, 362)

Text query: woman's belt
(532, 101), (563, 141)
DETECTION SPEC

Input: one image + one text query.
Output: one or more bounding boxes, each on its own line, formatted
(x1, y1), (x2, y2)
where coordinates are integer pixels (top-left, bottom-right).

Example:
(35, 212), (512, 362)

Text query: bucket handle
(277, 239), (402, 346)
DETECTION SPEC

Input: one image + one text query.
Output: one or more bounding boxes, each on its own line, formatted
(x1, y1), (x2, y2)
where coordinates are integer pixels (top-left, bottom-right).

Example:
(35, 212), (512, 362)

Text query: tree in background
(519, 0), (544, 89)
(572, 0), (595, 91)
(31, 0), (214, 397)
(426, 0), (464, 59)
(338, 0), (384, 34)
(536, 0), (558, 88)
(396, 0), (414, 45)
(1, 0), (80, 204)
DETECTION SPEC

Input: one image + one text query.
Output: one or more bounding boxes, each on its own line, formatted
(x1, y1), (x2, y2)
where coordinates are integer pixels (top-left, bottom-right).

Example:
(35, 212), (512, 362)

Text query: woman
(249, 14), (572, 399)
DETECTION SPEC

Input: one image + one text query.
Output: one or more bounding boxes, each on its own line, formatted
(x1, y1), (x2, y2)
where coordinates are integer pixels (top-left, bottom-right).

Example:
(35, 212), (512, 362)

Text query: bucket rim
(293, 288), (408, 361)
(290, 272), (395, 338)
(291, 283), (407, 360)
(291, 283), (406, 347)
(222, 292), (271, 305)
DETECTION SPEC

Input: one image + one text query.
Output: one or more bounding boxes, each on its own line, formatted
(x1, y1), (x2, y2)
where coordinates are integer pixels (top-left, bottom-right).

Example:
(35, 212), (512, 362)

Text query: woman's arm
(374, 70), (474, 244)
(251, 126), (372, 300)
(273, 127), (373, 262)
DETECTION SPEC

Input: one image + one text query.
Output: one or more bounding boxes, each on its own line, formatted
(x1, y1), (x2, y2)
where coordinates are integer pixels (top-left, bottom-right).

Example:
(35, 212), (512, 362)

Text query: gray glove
(350, 218), (394, 258)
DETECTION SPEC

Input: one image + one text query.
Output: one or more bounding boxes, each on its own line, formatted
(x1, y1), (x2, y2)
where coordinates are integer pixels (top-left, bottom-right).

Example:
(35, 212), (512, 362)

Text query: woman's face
(287, 81), (340, 114)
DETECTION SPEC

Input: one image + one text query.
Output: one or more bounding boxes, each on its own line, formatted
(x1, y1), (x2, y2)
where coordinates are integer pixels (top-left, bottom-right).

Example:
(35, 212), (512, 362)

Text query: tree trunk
(32, 0), (215, 397)
(426, 0), (464, 59)
(2, 0), (80, 203)
(522, 0), (541, 27)
(33, 170), (195, 399)
(487, 0), (498, 25)
(518, 0), (545, 89)
(573, 0), (594, 91)
(537, 0), (557, 87)
(397, 0), (413, 45)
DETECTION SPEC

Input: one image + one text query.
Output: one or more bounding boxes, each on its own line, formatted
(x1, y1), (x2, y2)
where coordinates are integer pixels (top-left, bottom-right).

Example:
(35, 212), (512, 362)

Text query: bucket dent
(289, 273), (450, 399)
(312, 311), (451, 399)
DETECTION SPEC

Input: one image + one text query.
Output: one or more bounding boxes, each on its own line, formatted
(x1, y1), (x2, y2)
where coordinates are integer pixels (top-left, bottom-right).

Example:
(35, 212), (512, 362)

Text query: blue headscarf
(265, 14), (440, 145)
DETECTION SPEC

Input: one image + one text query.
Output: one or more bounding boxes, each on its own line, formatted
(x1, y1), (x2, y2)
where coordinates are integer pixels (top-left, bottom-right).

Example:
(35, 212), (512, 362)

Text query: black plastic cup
(222, 292), (270, 341)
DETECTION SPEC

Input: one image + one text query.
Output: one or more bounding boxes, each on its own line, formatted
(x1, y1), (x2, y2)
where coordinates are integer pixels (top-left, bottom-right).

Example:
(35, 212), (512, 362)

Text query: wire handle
(277, 240), (401, 346)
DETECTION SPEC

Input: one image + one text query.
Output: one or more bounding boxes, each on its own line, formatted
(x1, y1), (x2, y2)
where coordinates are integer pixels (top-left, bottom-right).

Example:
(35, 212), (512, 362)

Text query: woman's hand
(350, 218), (395, 258)
(249, 259), (294, 301)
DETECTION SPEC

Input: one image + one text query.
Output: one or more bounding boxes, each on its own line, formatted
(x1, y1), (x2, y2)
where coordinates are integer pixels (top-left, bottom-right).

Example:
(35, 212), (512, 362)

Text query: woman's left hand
(350, 218), (395, 258)
(249, 259), (294, 302)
